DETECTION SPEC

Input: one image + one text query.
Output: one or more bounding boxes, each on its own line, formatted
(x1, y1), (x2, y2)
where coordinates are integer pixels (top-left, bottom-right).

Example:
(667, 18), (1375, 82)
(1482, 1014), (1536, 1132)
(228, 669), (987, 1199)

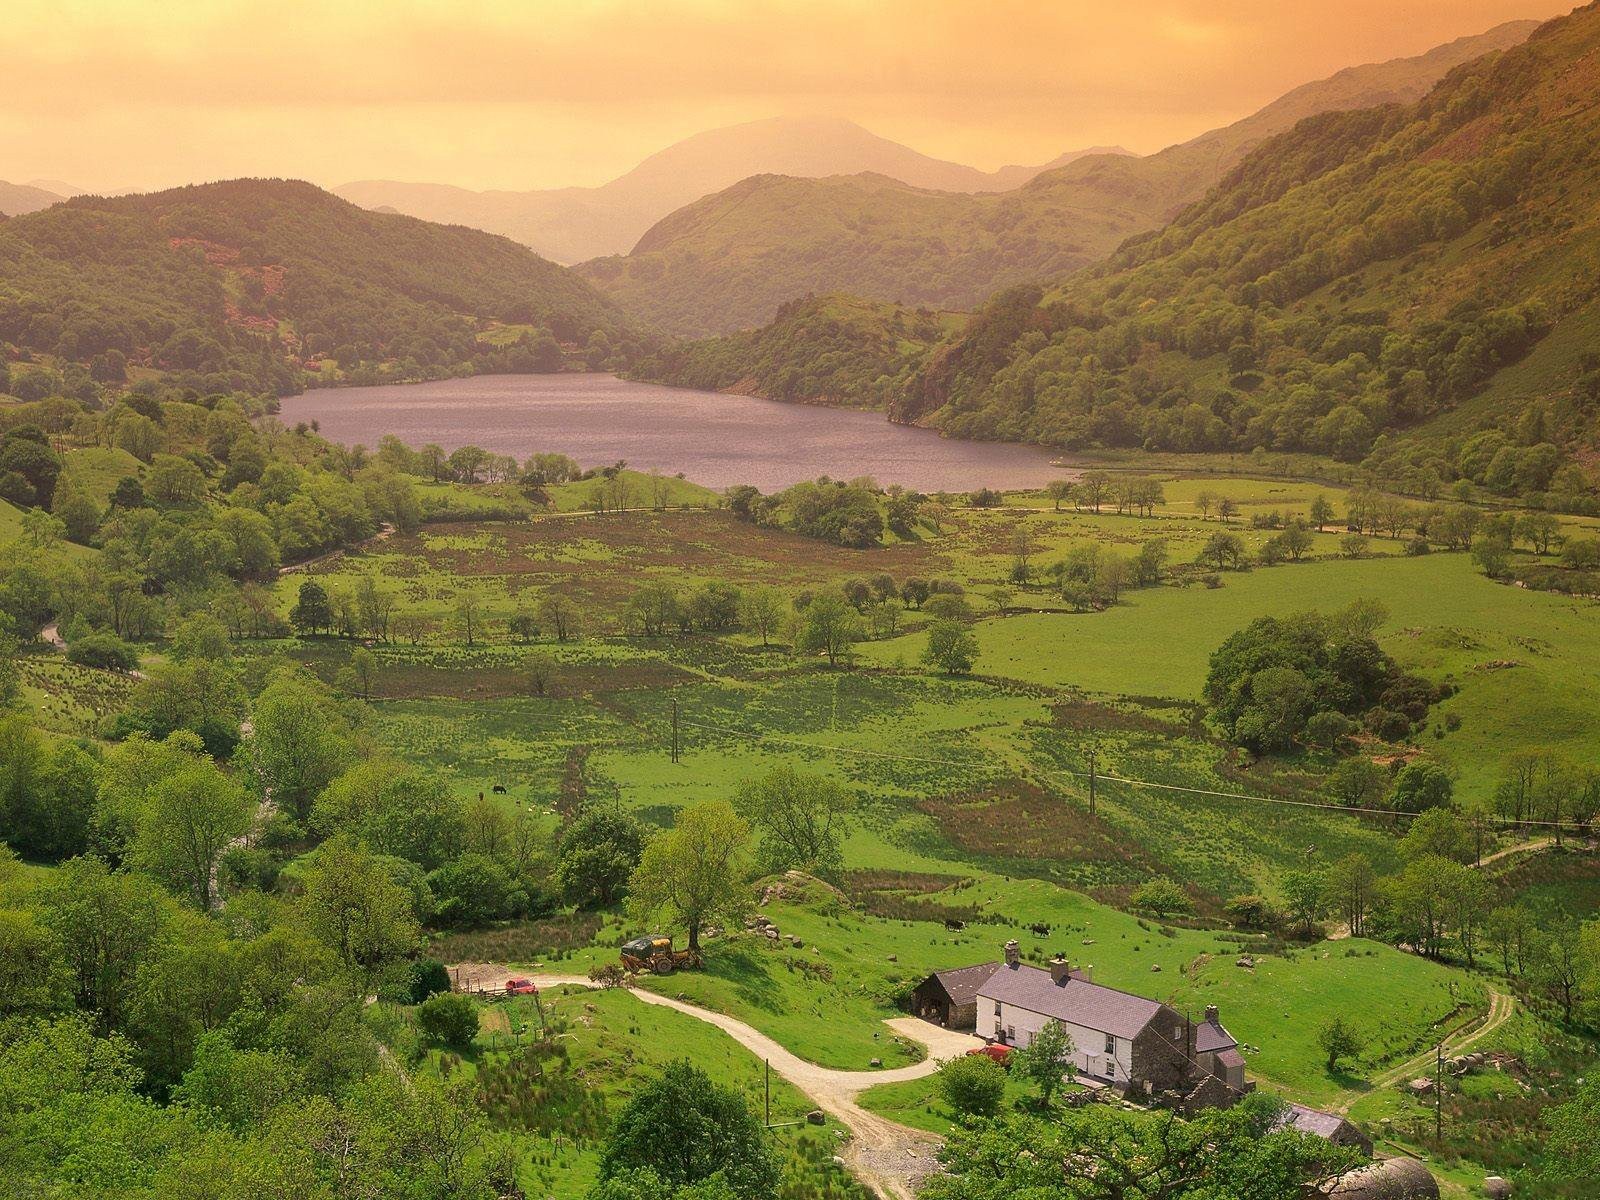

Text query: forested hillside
(578, 22), (1534, 337)
(633, 294), (962, 408)
(896, 4), (1600, 505)
(0, 179), (635, 396)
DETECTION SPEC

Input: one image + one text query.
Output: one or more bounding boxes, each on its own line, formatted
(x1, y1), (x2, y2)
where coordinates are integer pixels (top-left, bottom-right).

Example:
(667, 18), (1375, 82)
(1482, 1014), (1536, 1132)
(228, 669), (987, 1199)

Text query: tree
(1325, 852), (1375, 939)
(1129, 877), (1193, 919)
(938, 1052), (1007, 1118)
(738, 586), (785, 648)
(1045, 481), (1074, 512)
(922, 619), (979, 675)
(127, 757), (252, 911)
(1316, 1017), (1363, 1072)
(1398, 807), (1473, 864)
(1280, 869), (1328, 937)
(417, 992), (479, 1049)
(924, 1096), (1358, 1200)
(627, 802), (750, 954)
(298, 836), (421, 990)
(1309, 494), (1335, 531)
(311, 758), (465, 870)
(793, 591), (864, 667)
(1013, 1018), (1076, 1107)
(289, 580), (333, 636)
(732, 766), (853, 877)
(522, 650), (556, 697)
(556, 805), (648, 909)
(1388, 762), (1453, 814)
(599, 1061), (778, 1200)
(1328, 758), (1386, 810)
(346, 647), (378, 701)
(537, 593), (577, 642)
(246, 672), (352, 824)
(1485, 903), (1534, 977)
(428, 853), (527, 927)
(1200, 531), (1245, 570)
(455, 592), (482, 646)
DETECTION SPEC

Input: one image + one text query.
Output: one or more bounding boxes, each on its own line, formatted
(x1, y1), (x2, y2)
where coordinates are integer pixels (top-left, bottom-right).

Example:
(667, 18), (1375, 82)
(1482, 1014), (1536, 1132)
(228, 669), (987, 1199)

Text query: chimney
(1050, 956), (1071, 985)
(1078, 963), (1094, 983)
(1204, 1005), (1219, 1025)
(1004, 939), (1020, 967)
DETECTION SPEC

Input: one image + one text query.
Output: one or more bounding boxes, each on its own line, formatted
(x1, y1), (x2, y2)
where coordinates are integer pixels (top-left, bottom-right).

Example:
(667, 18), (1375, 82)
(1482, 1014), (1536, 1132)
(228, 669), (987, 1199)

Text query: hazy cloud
(0, 0), (1574, 192)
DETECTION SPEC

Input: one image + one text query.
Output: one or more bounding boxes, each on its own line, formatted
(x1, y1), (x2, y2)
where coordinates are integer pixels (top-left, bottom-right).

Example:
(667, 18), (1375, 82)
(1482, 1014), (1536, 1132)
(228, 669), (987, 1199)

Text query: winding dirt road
(451, 967), (979, 1199)
(1332, 988), (1515, 1115)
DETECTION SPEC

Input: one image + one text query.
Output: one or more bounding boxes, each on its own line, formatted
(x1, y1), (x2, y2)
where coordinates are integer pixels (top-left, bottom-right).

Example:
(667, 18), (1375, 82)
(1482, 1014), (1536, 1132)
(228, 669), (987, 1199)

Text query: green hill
(578, 21), (1535, 337)
(0, 178), (632, 394)
(632, 293), (963, 408)
(893, 3), (1600, 503)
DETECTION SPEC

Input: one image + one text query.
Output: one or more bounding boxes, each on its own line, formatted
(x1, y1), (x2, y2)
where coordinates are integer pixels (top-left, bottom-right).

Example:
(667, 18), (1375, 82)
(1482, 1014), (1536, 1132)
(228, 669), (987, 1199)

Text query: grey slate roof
(926, 962), (1001, 1006)
(1285, 1103), (1353, 1139)
(1196, 1017), (1238, 1053)
(977, 962), (1162, 1039)
(1215, 1047), (1246, 1069)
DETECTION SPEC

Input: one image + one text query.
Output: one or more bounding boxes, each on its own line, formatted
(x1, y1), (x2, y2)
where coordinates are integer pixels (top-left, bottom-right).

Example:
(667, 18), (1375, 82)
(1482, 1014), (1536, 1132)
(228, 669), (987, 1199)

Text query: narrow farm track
(1333, 989), (1516, 1115)
(278, 521), (396, 576)
(450, 967), (979, 1199)
(1472, 838), (1554, 867)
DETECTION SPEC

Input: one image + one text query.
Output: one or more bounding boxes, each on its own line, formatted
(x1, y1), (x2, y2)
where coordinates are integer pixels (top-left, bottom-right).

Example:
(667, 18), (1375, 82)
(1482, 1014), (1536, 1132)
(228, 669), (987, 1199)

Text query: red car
(504, 977), (538, 996)
(967, 1044), (1012, 1067)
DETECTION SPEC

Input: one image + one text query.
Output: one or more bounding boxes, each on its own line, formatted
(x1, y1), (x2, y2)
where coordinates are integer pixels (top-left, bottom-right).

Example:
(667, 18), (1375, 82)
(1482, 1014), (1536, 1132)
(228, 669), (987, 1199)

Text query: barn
(909, 961), (1000, 1029)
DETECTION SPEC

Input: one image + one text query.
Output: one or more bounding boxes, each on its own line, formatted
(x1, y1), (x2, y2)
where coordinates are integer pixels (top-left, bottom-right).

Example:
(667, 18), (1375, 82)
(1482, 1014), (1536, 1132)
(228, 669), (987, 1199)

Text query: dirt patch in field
(915, 777), (1222, 913)
(429, 912), (606, 965)
(393, 512), (948, 606)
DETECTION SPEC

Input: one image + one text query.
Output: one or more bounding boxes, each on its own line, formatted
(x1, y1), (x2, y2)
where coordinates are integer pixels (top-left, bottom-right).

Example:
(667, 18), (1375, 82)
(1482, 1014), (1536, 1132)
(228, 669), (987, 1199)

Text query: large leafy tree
(598, 1061), (778, 1200)
(555, 805), (648, 909)
(627, 802), (749, 954)
(127, 757), (251, 911)
(732, 766), (853, 877)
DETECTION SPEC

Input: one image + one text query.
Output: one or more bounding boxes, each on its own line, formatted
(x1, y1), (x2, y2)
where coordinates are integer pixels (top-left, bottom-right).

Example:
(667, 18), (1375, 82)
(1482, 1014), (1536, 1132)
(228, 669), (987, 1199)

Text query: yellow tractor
(620, 933), (701, 975)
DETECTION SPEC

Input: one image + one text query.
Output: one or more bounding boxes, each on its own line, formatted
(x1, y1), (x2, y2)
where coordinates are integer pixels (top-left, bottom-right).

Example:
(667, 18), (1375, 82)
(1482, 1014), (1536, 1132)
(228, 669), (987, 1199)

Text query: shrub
(408, 957), (452, 1003)
(1223, 894), (1276, 931)
(416, 992), (479, 1049)
(1129, 877), (1195, 918)
(938, 1053), (1006, 1117)
(66, 631), (140, 671)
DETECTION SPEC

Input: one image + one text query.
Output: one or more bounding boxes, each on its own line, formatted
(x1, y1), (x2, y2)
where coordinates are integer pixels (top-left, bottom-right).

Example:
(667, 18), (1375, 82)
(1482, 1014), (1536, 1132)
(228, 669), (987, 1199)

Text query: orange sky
(0, 0), (1578, 194)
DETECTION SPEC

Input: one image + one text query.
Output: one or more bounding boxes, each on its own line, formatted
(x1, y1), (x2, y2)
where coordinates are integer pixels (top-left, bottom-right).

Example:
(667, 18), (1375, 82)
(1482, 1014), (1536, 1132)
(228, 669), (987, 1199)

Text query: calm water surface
(276, 374), (1069, 492)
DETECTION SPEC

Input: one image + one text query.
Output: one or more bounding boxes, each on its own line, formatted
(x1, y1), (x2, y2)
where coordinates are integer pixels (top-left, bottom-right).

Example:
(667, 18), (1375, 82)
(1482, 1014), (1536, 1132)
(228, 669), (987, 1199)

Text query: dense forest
(632, 294), (959, 409)
(892, 6), (1600, 505)
(0, 180), (640, 396)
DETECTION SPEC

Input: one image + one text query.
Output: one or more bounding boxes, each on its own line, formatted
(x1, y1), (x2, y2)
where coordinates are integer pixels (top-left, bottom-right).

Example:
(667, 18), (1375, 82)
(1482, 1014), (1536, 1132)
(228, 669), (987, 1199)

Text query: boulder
(870, 1057), (882, 1068)
(1482, 1178), (1511, 1199)
(806, 1109), (826, 1126)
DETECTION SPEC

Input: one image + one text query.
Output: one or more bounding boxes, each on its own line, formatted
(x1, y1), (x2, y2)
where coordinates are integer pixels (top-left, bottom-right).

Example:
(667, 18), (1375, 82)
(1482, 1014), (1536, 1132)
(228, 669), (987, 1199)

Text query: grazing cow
(491, 784), (508, 794)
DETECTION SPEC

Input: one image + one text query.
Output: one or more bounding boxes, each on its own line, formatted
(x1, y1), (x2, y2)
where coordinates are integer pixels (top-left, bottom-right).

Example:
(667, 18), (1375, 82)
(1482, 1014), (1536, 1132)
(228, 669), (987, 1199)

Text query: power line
(676, 716), (1596, 833)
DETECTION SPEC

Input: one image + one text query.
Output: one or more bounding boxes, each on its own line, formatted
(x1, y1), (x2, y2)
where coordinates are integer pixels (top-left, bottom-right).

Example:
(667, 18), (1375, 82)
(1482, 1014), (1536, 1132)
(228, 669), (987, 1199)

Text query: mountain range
(334, 116), (1130, 264)
(0, 180), (67, 217)
(581, 19), (1538, 337)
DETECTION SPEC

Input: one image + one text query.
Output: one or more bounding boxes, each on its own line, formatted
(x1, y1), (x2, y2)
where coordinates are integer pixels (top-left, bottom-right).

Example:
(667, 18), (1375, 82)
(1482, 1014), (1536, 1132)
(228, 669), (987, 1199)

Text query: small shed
(1282, 1103), (1374, 1155)
(910, 962), (1000, 1029)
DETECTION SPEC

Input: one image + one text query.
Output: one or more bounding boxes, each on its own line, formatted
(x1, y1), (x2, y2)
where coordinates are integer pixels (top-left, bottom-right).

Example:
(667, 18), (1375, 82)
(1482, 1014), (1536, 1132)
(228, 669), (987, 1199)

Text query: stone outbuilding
(908, 961), (1000, 1029)
(1279, 1103), (1374, 1155)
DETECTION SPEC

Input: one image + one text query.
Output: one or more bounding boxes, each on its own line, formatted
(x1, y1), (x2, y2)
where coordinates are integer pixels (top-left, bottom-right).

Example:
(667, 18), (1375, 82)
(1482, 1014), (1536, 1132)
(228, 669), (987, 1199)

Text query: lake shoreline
(277, 372), (1076, 493)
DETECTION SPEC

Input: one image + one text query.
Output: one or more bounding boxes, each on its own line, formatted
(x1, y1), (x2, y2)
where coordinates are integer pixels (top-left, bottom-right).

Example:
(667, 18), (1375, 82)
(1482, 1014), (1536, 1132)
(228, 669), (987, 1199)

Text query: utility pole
(1434, 1041), (1443, 1142)
(765, 1058), (771, 1129)
(1086, 743), (1098, 818)
(671, 698), (680, 764)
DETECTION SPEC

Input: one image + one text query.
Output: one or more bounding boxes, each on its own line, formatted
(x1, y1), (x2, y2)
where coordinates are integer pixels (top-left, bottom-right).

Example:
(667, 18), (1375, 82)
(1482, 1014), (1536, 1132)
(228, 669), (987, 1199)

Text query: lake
(275, 373), (1070, 492)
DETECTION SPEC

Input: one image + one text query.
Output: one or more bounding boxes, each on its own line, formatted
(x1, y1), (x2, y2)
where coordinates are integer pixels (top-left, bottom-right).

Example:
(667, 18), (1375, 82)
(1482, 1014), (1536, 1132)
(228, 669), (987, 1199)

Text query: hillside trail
(278, 521), (396, 576)
(448, 965), (979, 1199)
(1330, 988), (1515, 1115)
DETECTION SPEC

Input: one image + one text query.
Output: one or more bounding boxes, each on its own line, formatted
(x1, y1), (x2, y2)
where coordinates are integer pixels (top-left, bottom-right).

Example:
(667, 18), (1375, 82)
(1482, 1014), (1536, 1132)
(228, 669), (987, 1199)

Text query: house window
(1105, 1033), (1116, 1056)
(994, 1001), (1002, 1017)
